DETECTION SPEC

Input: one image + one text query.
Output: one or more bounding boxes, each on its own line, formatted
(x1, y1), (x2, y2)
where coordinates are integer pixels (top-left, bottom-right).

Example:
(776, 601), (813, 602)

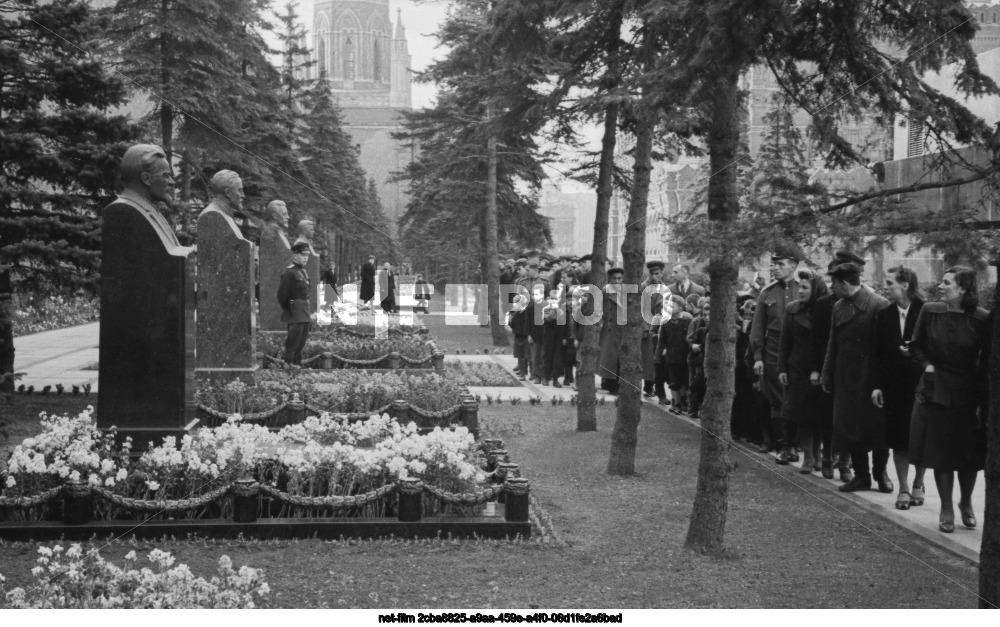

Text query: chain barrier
(90, 482), (233, 513)
(0, 486), (64, 509)
(399, 354), (434, 366)
(263, 352), (435, 369)
(259, 483), (396, 510)
(423, 484), (504, 506)
(409, 404), (464, 421)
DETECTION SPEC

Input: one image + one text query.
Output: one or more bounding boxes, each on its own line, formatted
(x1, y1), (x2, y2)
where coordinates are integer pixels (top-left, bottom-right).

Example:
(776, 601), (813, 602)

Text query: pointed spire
(394, 8), (406, 41)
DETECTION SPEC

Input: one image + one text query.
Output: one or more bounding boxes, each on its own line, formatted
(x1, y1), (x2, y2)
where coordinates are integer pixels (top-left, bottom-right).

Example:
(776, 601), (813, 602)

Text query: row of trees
(411, 0), (1000, 605)
(0, 0), (395, 294)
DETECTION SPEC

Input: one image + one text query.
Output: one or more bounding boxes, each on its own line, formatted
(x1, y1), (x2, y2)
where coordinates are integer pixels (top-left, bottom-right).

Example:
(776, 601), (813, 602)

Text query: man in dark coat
(809, 258), (850, 480)
(599, 267), (626, 394)
(750, 246), (800, 463)
(670, 263), (705, 298)
(360, 255), (376, 307)
(379, 262), (396, 313)
(822, 255), (892, 493)
(277, 242), (315, 364)
(641, 260), (668, 399)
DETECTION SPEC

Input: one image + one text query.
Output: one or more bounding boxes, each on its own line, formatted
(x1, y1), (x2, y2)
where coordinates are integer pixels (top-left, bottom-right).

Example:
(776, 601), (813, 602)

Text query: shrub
(443, 361), (519, 386)
(1, 546), (269, 608)
(11, 293), (99, 337)
(257, 332), (432, 365)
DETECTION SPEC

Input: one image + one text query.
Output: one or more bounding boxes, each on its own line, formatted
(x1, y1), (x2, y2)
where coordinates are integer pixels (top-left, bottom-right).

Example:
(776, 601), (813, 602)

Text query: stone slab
(97, 199), (195, 437)
(258, 224), (292, 332)
(195, 207), (256, 376)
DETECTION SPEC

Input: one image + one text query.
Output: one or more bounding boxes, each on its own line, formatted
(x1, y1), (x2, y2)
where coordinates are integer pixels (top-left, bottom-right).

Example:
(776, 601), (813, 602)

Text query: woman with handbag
(908, 266), (989, 533)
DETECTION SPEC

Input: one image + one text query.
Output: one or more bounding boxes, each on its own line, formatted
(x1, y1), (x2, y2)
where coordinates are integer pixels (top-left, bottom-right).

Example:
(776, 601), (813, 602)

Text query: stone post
(397, 477), (423, 522)
(63, 480), (92, 526)
(391, 399), (410, 423)
(432, 350), (445, 370)
(461, 398), (479, 437)
(232, 479), (258, 524)
(503, 478), (530, 523)
(388, 351), (402, 370)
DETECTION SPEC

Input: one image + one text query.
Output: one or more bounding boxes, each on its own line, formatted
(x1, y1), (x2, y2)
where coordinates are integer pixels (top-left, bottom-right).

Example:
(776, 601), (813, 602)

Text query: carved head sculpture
(121, 144), (174, 204)
(298, 219), (315, 241)
(208, 170), (244, 213)
(265, 200), (289, 229)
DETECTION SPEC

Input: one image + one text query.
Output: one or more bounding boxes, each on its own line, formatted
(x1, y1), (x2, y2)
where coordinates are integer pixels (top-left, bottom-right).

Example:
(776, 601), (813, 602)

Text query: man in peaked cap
(834, 250), (866, 266)
(750, 244), (801, 463)
(277, 241), (315, 365)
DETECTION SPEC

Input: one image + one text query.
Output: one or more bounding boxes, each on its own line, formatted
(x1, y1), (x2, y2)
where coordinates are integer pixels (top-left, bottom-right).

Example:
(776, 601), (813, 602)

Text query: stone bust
(201, 169), (244, 218)
(117, 143), (179, 246)
(294, 219), (315, 247)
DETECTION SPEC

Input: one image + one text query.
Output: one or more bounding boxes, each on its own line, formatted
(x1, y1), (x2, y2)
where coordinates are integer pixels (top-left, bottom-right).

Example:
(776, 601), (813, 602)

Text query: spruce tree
(0, 0), (138, 293)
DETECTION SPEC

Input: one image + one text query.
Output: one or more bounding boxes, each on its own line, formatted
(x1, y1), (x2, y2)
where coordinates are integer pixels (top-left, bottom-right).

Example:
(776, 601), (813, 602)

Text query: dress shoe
(552, 380), (563, 388)
(689, 410), (700, 419)
(876, 471), (894, 494)
(643, 392), (654, 399)
(788, 449), (800, 463)
(959, 504), (977, 528)
(839, 468), (853, 483)
(838, 476), (872, 492)
(757, 443), (772, 454)
(939, 513), (955, 533)
(658, 398), (670, 406)
(517, 375), (526, 381)
(821, 461), (834, 480)
(910, 485), (925, 506)
(775, 448), (790, 465)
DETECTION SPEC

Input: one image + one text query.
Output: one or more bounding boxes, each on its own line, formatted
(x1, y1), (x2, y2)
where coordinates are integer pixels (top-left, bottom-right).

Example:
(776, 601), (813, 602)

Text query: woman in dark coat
(909, 266), (989, 533)
(360, 255), (376, 306)
(871, 266), (926, 510)
(658, 295), (692, 414)
(777, 269), (829, 473)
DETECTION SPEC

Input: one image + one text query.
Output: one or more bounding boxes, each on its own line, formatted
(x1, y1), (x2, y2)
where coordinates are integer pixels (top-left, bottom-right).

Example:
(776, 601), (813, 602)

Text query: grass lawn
(0, 396), (981, 608)
(419, 313), (513, 354)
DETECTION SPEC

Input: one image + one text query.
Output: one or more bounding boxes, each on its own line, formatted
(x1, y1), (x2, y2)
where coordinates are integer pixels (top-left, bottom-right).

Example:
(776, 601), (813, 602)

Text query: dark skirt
(780, 372), (818, 426)
(909, 399), (986, 472)
(883, 390), (915, 451)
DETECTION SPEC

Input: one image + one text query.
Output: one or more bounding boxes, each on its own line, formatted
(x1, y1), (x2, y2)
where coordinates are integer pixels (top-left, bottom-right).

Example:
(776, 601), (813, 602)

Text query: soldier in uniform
(641, 260), (669, 399)
(599, 266), (626, 394)
(277, 241), (315, 365)
(751, 246), (801, 464)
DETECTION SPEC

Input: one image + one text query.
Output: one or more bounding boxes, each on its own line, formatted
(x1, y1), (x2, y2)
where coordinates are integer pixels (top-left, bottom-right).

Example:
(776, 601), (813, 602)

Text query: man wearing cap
(641, 261), (669, 400)
(751, 246), (801, 463)
(516, 262), (550, 301)
(821, 252), (893, 493)
(278, 242), (316, 364)
(577, 255), (593, 285)
(599, 266), (626, 394)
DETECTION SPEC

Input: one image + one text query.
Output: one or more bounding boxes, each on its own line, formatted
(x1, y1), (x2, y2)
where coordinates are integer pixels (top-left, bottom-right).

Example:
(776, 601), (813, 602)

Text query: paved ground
(10, 317), (987, 564)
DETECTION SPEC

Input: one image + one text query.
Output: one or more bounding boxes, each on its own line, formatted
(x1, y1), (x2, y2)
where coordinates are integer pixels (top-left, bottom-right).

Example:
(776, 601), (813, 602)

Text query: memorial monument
(195, 170), (257, 384)
(97, 144), (196, 447)
(259, 200), (293, 332)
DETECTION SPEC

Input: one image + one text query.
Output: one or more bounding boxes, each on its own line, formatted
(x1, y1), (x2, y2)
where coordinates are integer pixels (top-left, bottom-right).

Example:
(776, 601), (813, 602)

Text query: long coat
(871, 299), (923, 450)
(640, 280), (667, 380)
(821, 286), (890, 451)
(750, 278), (799, 415)
(360, 262), (376, 302)
(598, 286), (626, 380)
(777, 300), (818, 424)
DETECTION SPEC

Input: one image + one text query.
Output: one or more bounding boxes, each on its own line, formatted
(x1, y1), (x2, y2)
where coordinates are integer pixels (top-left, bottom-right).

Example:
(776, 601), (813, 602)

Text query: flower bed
(12, 293), (99, 337)
(0, 410), (529, 540)
(257, 333), (438, 369)
(443, 360), (520, 386)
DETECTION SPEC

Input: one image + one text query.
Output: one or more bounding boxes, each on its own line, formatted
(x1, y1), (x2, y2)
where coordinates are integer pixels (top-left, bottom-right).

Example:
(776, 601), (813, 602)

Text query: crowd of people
(499, 248), (991, 534)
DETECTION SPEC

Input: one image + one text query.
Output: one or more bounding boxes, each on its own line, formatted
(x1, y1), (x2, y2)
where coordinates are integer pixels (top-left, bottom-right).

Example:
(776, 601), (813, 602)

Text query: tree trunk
(607, 111), (654, 475)
(980, 272), (1000, 607)
(576, 0), (623, 433)
(159, 0), (172, 165)
(684, 67), (740, 555)
(486, 126), (509, 346)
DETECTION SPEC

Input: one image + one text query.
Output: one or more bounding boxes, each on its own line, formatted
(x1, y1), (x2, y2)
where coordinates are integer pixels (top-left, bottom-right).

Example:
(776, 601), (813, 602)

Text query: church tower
(311, 0), (414, 235)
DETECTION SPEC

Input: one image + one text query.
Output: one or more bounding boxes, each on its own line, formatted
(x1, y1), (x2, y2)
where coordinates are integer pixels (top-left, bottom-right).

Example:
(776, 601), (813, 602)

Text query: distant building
(310, 0), (414, 232)
(536, 184), (600, 258)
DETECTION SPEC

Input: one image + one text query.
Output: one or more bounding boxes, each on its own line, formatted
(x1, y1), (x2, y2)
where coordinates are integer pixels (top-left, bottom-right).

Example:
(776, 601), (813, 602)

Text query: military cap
(607, 267), (625, 276)
(736, 293), (755, 308)
(515, 257), (528, 266)
(527, 262), (539, 269)
(291, 242), (310, 254)
(834, 250), (866, 266)
(579, 254), (593, 263)
(646, 260), (666, 270)
(505, 258), (515, 265)
(770, 244), (801, 263)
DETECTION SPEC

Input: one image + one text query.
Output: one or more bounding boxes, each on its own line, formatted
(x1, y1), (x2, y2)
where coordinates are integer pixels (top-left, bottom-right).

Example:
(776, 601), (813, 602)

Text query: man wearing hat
(277, 242), (316, 364)
(751, 245), (801, 463)
(599, 266), (626, 394)
(822, 252), (894, 493)
(577, 254), (593, 285)
(516, 262), (550, 302)
(641, 261), (669, 400)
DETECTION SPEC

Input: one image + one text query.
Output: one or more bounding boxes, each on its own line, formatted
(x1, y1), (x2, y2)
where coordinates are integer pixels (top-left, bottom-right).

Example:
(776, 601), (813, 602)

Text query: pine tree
(0, 0), (138, 293)
(275, 0), (314, 134)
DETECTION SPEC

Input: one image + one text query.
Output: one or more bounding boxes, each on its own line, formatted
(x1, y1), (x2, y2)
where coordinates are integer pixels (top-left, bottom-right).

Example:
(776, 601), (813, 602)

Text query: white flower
(5, 476), (15, 488)
(145, 480), (161, 491)
(116, 468), (127, 481)
(68, 470), (80, 482)
(104, 477), (116, 487)
(125, 551), (137, 561)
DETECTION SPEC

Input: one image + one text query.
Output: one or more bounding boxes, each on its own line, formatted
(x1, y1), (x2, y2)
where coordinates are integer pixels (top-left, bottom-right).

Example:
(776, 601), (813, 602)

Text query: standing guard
(278, 242), (315, 365)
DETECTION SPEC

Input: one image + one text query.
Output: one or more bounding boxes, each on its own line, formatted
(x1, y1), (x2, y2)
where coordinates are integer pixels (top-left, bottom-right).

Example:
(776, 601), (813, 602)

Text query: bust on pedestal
(97, 144), (197, 449)
(195, 170), (257, 385)
(259, 200), (293, 332)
